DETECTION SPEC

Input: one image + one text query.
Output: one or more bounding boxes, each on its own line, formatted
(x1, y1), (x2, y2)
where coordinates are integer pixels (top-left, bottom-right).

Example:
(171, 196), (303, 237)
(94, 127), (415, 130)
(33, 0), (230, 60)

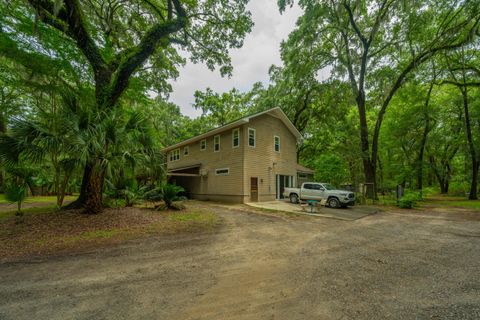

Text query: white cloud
(168, 1), (302, 118)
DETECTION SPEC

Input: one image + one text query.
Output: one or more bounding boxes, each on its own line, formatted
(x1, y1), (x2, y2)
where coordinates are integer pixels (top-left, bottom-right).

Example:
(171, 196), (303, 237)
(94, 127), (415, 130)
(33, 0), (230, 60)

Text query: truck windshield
(323, 183), (336, 190)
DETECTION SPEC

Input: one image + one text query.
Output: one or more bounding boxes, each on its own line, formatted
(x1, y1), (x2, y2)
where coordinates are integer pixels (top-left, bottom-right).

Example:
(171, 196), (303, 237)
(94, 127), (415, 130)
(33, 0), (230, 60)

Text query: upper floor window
(214, 135), (220, 152)
(200, 139), (206, 151)
(169, 149), (180, 162)
(274, 135), (280, 152)
(248, 128), (256, 147)
(184, 146), (189, 156)
(232, 128), (240, 148)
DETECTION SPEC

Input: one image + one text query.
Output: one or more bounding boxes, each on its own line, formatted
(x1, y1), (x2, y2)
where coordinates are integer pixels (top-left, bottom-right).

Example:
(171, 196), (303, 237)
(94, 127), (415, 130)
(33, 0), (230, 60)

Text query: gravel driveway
(0, 204), (479, 319)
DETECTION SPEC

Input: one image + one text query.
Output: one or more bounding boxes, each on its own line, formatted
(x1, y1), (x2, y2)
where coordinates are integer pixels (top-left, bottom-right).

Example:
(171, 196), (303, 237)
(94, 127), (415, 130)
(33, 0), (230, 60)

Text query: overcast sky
(168, 1), (303, 118)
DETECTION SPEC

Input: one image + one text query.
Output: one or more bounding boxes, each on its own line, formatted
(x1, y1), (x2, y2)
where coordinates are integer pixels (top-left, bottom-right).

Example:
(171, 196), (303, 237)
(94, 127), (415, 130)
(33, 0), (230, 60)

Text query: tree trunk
(82, 162), (106, 214)
(439, 179), (449, 194)
(460, 88), (478, 200)
(63, 162), (92, 209)
(357, 94), (376, 199)
(417, 81), (434, 194)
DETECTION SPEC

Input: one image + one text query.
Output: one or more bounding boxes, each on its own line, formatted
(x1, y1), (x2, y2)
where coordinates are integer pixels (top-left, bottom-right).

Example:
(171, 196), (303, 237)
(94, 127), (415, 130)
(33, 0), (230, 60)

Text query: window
(184, 146), (189, 156)
(200, 139), (206, 151)
(169, 149), (180, 162)
(303, 183), (314, 190)
(304, 183), (321, 190)
(248, 128), (256, 147)
(274, 135), (280, 152)
(214, 135), (220, 152)
(215, 168), (229, 175)
(232, 128), (240, 148)
(298, 173), (307, 179)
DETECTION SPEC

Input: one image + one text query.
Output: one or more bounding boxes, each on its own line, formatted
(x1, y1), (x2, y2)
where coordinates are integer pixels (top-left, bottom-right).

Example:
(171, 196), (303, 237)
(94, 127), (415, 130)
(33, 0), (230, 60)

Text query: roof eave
(161, 118), (249, 152)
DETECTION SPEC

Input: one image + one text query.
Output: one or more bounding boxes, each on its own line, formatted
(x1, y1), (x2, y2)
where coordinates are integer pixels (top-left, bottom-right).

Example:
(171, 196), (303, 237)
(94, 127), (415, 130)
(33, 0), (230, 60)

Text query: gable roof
(162, 107), (302, 152)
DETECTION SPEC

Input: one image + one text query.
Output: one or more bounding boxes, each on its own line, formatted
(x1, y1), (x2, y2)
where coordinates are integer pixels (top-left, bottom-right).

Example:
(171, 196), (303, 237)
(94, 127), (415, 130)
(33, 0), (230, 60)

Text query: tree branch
(343, 2), (367, 45)
(28, 0), (108, 85)
(106, 0), (188, 108)
(370, 16), (480, 172)
(439, 80), (480, 87)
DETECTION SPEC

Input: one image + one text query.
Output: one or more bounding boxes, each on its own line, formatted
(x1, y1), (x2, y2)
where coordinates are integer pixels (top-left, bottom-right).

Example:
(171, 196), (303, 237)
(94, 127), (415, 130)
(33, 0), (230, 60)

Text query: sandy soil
(0, 203), (479, 319)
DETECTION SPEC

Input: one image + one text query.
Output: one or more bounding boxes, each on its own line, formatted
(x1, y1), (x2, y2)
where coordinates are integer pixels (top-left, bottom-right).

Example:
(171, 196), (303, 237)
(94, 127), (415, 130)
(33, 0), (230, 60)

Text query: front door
(250, 177), (258, 202)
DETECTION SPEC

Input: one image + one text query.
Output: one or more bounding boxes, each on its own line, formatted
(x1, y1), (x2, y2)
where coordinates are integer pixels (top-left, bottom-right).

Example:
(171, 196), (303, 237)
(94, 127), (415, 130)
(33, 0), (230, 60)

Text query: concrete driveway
(247, 200), (380, 220)
(1, 203), (479, 319)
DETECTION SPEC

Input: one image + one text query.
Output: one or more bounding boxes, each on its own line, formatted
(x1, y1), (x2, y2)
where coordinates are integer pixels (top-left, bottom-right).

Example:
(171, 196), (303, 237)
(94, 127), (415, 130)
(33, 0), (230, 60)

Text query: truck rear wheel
(327, 197), (340, 208)
(290, 194), (299, 204)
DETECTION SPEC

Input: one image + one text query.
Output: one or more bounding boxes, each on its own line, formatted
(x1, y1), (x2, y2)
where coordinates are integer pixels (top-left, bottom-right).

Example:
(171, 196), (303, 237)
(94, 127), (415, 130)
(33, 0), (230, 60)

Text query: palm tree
(0, 85), (164, 213)
(4, 184), (27, 216)
(0, 89), (87, 207)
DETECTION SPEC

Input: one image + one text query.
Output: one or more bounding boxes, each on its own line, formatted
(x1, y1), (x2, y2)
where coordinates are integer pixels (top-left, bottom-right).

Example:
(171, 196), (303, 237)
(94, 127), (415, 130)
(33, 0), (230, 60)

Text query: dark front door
(250, 177), (258, 202)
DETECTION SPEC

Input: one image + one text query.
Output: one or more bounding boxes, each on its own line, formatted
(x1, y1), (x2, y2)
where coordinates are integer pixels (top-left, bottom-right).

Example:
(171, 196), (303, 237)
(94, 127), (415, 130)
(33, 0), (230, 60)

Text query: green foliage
(311, 154), (350, 186)
(103, 198), (127, 209)
(278, 0), (480, 199)
(398, 192), (421, 209)
(4, 184), (27, 215)
(121, 186), (146, 207)
(160, 184), (185, 205)
(145, 184), (185, 210)
(448, 181), (470, 197)
(193, 88), (254, 127)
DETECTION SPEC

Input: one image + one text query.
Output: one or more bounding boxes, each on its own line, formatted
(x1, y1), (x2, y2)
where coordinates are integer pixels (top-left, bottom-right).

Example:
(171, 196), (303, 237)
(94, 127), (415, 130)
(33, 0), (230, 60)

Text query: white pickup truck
(283, 182), (355, 208)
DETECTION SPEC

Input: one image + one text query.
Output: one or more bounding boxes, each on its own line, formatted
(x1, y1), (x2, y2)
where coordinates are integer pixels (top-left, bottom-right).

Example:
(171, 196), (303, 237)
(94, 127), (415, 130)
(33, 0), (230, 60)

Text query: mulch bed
(0, 205), (219, 262)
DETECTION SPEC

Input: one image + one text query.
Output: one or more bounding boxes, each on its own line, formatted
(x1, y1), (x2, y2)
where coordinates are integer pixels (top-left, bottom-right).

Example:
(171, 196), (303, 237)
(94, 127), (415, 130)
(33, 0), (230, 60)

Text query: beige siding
(166, 113), (298, 203)
(167, 127), (245, 201)
(242, 114), (297, 202)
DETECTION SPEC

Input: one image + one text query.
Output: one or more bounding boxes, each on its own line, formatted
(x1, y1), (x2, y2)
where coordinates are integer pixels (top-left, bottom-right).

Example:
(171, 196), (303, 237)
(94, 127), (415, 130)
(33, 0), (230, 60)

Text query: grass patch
(78, 229), (120, 240)
(423, 195), (480, 211)
(0, 205), (59, 220)
(431, 200), (480, 210)
(0, 194), (76, 204)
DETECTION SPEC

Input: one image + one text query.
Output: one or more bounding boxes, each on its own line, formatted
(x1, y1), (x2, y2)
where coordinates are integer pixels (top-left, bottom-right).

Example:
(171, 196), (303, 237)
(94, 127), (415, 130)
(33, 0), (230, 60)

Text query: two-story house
(162, 107), (313, 203)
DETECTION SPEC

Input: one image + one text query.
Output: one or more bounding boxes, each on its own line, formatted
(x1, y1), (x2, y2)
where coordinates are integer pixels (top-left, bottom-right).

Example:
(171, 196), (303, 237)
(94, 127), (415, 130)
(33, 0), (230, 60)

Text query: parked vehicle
(283, 182), (355, 208)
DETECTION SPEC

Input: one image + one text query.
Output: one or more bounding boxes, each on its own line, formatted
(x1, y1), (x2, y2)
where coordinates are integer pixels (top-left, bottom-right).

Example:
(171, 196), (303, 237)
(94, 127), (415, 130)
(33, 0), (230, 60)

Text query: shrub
(421, 187), (438, 197)
(103, 198), (126, 208)
(121, 186), (146, 207)
(144, 184), (185, 210)
(159, 184), (185, 208)
(448, 181), (469, 196)
(398, 192), (419, 209)
(5, 184), (27, 216)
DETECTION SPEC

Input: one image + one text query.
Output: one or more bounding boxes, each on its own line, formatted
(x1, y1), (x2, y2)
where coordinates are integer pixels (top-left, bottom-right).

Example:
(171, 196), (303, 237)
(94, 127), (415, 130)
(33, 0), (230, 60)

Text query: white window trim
(274, 135), (280, 152)
(248, 128), (256, 148)
(184, 146), (189, 156)
(215, 167), (230, 176)
(170, 148), (180, 162)
(232, 128), (240, 148)
(214, 135), (220, 152)
(200, 139), (206, 151)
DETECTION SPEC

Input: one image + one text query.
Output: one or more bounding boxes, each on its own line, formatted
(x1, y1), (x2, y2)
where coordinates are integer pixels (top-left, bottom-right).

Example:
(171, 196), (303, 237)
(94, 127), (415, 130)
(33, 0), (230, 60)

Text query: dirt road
(1, 204), (479, 319)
